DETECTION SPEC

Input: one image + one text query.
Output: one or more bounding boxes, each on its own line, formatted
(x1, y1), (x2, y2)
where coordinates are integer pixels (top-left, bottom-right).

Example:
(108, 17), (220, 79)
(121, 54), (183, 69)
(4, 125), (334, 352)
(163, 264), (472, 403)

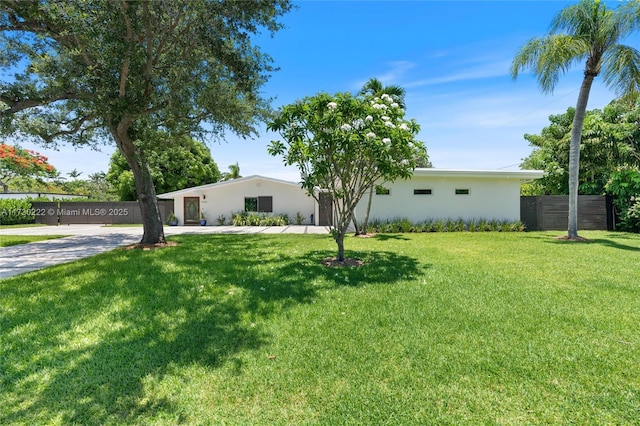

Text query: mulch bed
(554, 235), (591, 242)
(122, 241), (179, 251)
(321, 257), (365, 268)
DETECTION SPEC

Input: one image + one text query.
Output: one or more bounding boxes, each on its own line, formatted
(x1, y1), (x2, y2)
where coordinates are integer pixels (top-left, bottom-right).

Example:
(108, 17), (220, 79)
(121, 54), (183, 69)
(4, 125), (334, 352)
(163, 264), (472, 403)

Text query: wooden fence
(32, 201), (173, 225)
(520, 195), (614, 231)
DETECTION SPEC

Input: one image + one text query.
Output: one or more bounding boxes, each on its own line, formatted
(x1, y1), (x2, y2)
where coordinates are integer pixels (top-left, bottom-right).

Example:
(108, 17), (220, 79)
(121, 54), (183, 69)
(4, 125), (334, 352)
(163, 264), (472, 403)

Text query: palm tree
(356, 78), (407, 235)
(511, 0), (640, 239)
(223, 162), (241, 181)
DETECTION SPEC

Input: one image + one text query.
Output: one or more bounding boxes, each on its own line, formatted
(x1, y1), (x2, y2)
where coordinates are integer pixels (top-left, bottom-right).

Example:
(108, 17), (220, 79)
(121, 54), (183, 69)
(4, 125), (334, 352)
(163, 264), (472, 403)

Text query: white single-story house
(158, 175), (317, 225)
(157, 169), (544, 226)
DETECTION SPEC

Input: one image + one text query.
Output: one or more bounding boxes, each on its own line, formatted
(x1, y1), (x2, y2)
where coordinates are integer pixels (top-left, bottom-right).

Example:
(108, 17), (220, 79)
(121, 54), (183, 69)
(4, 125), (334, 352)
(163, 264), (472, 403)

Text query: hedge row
(0, 199), (35, 225)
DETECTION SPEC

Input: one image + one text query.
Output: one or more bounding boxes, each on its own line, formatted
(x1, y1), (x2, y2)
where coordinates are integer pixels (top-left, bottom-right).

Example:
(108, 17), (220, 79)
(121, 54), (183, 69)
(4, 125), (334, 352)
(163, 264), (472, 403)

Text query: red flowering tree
(0, 144), (57, 193)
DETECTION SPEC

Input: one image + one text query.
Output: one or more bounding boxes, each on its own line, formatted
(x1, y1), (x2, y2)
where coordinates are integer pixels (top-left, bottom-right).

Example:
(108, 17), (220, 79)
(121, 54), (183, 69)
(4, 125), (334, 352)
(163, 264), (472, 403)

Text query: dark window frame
(455, 189), (470, 195)
(414, 189), (433, 195)
(244, 196), (273, 212)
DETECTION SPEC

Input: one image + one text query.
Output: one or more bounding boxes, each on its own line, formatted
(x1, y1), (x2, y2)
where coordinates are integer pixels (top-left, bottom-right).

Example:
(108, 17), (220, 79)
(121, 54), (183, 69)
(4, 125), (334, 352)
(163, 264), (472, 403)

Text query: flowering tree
(268, 91), (426, 262)
(0, 144), (57, 193)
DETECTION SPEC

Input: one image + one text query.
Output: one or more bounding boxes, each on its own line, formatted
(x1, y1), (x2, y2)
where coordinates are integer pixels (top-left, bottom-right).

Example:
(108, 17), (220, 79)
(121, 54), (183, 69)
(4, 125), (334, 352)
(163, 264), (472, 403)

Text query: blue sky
(11, 0), (637, 182)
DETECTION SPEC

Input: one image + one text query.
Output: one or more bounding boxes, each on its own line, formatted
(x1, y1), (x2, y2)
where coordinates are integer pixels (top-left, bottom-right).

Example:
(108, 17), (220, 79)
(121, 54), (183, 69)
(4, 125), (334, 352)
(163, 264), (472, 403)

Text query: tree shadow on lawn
(372, 233), (411, 241)
(1, 234), (425, 424)
(539, 234), (640, 252)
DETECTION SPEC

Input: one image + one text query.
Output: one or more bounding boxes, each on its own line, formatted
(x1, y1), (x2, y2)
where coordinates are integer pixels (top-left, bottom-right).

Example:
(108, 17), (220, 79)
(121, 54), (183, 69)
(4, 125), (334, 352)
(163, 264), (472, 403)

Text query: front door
(318, 192), (333, 226)
(184, 197), (200, 226)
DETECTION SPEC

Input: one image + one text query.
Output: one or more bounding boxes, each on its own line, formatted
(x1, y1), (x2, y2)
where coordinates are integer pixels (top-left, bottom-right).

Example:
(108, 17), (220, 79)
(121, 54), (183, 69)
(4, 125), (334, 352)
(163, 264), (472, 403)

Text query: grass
(0, 234), (67, 247)
(0, 223), (47, 229)
(1, 231), (639, 424)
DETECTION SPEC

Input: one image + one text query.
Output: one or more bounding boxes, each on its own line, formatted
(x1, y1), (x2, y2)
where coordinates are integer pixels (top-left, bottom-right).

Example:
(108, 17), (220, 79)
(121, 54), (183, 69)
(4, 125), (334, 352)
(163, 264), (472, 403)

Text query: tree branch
(0, 91), (95, 115)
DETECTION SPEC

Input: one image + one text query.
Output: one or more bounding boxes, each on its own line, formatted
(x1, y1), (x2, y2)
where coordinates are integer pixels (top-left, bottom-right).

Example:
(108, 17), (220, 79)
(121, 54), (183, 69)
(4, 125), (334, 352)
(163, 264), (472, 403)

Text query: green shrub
(231, 211), (290, 226)
(366, 217), (525, 234)
(605, 167), (640, 232)
(0, 199), (35, 225)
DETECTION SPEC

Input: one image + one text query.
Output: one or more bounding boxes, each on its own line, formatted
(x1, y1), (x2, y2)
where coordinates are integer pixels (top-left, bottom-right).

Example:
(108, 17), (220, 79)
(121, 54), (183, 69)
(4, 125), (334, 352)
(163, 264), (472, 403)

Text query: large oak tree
(0, 0), (291, 244)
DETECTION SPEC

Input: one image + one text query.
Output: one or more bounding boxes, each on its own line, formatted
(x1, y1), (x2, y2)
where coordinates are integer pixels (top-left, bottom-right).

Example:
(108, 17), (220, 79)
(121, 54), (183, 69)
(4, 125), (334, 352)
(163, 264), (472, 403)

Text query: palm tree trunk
(568, 73), (595, 239)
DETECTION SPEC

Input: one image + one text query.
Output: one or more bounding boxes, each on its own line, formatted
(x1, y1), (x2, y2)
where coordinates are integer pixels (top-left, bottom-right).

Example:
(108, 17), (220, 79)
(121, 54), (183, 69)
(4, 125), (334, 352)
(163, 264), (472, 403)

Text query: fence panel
(32, 202), (59, 225)
(520, 195), (611, 231)
(32, 201), (173, 225)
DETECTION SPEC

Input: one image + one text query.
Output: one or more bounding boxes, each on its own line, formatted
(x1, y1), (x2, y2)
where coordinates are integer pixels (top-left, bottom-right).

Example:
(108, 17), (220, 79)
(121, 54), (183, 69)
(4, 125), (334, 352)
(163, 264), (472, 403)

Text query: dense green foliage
(4, 172), (117, 201)
(0, 198), (34, 225)
(268, 87), (426, 260)
(231, 211), (290, 226)
(522, 97), (640, 195)
(1, 232), (639, 424)
(605, 166), (640, 231)
(368, 217), (525, 233)
(106, 134), (221, 201)
(0, 0), (292, 244)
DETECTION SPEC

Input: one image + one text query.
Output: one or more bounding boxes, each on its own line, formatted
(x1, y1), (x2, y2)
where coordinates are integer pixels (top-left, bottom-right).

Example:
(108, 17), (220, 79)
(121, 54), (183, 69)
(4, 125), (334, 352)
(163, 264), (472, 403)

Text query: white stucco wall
(161, 170), (544, 226)
(167, 176), (315, 225)
(356, 175), (524, 223)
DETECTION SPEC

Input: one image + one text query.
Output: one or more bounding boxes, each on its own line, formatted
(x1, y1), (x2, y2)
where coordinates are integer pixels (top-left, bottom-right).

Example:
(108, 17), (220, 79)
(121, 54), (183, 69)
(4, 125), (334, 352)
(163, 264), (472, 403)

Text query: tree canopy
(107, 133), (221, 201)
(522, 96), (640, 195)
(0, 0), (292, 244)
(268, 89), (426, 262)
(511, 0), (640, 239)
(0, 143), (57, 193)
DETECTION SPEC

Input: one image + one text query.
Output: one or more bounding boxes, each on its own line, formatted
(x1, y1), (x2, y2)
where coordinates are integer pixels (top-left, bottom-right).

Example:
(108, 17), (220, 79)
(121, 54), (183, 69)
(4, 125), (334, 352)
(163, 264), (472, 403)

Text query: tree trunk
(352, 210), (360, 235)
(335, 230), (346, 262)
(361, 184), (374, 235)
(567, 73), (595, 239)
(1, 181), (8, 193)
(109, 120), (166, 245)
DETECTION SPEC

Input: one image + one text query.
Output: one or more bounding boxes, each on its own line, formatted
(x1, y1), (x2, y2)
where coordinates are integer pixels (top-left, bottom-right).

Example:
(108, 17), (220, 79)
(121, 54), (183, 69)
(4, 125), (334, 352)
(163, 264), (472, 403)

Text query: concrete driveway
(0, 224), (330, 279)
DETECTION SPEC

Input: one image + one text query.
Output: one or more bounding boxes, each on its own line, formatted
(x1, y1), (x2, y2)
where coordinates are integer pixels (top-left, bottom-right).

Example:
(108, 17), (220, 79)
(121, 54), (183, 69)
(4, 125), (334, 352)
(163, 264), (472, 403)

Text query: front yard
(1, 231), (638, 424)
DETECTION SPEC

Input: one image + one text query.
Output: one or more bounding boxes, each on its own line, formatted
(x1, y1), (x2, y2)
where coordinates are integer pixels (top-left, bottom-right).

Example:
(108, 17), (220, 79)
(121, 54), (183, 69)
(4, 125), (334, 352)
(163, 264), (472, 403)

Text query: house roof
(157, 175), (301, 199)
(412, 168), (545, 180)
(158, 169), (545, 199)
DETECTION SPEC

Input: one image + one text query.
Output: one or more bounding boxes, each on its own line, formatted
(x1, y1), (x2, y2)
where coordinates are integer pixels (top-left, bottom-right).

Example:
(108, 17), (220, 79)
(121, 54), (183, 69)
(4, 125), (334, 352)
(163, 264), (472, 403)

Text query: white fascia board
(411, 168), (545, 180)
(157, 175), (302, 199)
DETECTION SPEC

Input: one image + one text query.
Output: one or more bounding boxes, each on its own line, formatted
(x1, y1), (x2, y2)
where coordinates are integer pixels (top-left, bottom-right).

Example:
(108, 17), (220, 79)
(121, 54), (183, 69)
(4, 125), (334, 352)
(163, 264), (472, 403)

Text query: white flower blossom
(382, 138), (391, 144)
(372, 103), (388, 110)
(381, 94), (393, 102)
(381, 115), (390, 121)
(398, 123), (409, 131)
(327, 101), (338, 110)
(391, 102), (399, 109)
(366, 132), (376, 139)
(384, 121), (396, 128)
(340, 123), (352, 131)
(365, 115), (374, 122)
(352, 118), (365, 130)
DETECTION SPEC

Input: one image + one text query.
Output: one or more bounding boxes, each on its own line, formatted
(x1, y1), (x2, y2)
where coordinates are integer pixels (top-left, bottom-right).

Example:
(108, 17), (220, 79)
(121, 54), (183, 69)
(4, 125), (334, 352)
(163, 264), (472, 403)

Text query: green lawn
(0, 234), (67, 247)
(1, 231), (638, 424)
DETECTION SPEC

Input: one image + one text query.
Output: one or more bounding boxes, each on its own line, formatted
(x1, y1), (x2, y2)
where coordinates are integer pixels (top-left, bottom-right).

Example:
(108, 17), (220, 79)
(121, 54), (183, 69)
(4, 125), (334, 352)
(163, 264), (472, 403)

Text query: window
(375, 185), (390, 195)
(244, 196), (273, 212)
(414, 189), (433, 195)
(455, 189), (470, 195)
(244, 197), (258, 212)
